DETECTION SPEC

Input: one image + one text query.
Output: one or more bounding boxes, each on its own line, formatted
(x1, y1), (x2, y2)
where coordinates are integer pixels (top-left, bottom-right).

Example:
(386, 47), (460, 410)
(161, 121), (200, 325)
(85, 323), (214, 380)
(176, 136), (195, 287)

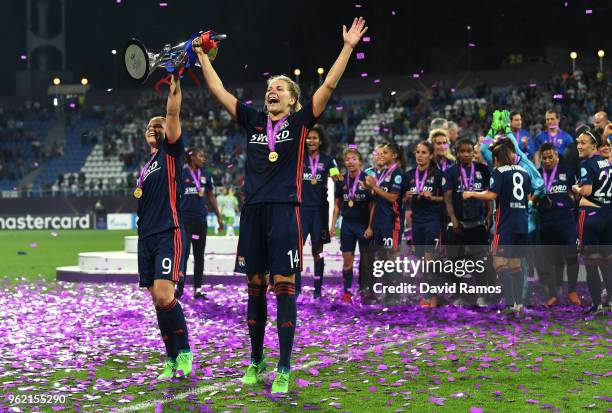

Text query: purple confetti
(360, 72), (368, 78)
(296, 378), (310, 388)
(159, 2), (168, 6)
(29, 243), (38, 249)
(356, 52), (365, 60)
(373, 79), (381, 84)
(585, 9), (592, 14)
(192, 234), (200, 240)
(428, 397), (446, 406)
(469, 408), (483, 413)
(363, 36), (371, 42)
(20, 54), (27, 60)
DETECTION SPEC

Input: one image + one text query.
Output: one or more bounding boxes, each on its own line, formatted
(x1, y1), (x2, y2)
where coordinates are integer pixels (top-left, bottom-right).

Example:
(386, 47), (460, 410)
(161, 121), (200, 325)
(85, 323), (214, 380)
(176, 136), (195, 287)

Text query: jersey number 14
(287, 249), (300, 269)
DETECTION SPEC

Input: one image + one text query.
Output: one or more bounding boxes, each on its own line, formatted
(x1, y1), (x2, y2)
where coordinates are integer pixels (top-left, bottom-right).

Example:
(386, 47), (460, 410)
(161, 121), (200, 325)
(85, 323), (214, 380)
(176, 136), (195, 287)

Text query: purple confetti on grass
(428, 397), (446, 406)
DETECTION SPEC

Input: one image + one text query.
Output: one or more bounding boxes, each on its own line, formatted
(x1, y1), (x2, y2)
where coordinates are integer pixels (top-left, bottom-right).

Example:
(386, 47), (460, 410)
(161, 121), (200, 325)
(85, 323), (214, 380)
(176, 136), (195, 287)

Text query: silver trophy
(123, 31), (227, 83)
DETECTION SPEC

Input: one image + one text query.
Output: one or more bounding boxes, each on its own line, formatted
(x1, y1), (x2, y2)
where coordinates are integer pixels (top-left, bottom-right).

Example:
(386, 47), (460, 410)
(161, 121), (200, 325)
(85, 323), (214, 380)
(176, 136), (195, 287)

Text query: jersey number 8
(512, 172), (524, 201)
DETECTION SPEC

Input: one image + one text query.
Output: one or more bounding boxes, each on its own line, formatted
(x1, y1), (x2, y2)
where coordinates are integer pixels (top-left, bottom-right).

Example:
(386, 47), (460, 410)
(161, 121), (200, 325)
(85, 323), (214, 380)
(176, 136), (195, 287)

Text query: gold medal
(134, 187), (143, 199)
(348, 200), (354, 208)
(311, 179), (317, 185)
(198, 189), (205, 197)
(268, 151), (279, 162)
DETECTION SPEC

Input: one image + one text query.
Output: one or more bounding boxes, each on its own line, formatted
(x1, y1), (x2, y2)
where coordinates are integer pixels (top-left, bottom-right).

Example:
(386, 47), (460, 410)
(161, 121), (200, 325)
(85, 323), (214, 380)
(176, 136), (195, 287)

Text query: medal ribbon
(189, 167), (202, 192)
(460, 162), (475, 191)
(376, 163), (397, 186)
(347, 170), (361, 201)
(137, 152), (158, 189)
(415, 168), (429, 194)
(266, 114), (289, 155)
(309, 153), (320, 182)
(542, 164), (558, 194)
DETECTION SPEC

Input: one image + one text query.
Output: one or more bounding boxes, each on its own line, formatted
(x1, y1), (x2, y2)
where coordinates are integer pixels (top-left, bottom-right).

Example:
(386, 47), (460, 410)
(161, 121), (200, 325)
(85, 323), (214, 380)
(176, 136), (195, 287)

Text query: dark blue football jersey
(301, 152), (338, 208)
(180, 166), (214, 221)
(373, 167), (404, 228)
(579, 155), (612, 208)
(537, 164), (576, 221)
(405, 167), (444, 224)
(335, 170), (372, 224)
(137, 136), (184, 238)
(490, 165), (531, 235)
(443, 162), (490, 222)
(435, 157), (455, 173)
(235, 99), (319, 205)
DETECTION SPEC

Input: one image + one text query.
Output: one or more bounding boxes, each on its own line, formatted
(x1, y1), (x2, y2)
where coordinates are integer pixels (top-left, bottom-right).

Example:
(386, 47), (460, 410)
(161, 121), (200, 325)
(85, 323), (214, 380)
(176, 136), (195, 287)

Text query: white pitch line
(117, 325), (466, 413)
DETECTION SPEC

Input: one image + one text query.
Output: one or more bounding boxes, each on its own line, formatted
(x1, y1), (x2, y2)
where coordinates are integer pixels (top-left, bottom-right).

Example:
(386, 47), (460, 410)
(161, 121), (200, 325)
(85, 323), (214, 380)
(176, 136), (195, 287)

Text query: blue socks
(274, 282), (297, 371)
(247, 283), (268, 364)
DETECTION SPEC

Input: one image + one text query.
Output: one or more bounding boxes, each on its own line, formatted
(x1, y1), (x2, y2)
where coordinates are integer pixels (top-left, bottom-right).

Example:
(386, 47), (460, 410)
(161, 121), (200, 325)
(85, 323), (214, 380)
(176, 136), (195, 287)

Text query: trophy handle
(123, 38), (152, 84)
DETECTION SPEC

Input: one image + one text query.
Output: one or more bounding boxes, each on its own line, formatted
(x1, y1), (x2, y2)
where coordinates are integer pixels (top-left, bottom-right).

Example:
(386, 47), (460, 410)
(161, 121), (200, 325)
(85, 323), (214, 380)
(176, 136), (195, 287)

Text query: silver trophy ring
(124, 38), (150, 83)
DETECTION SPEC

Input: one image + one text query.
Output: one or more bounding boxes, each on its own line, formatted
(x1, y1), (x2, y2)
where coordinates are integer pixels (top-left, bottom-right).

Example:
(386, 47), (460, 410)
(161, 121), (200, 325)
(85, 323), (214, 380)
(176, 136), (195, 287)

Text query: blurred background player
(135, 75), (193, 379)
(217, 187), (239, 236)
(510, 111), (533, 159)
(330, 146), (373, 303)
(535, 143), (580, 306)
(193, 16), (367, 393)
(465, 139), (531, 314)
(448, 121), (460, 144)
(403, 141), (444, 307)
(533, 110), (574, 165)
(175, 148), (224, 300)
(572, 126), (612, 314)
(298, 125), (339, 298)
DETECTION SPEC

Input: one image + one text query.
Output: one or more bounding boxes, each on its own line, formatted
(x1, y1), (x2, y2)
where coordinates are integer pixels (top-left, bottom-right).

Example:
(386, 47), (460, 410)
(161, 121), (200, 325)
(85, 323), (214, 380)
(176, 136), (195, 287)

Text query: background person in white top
(218, 187), (239, 236)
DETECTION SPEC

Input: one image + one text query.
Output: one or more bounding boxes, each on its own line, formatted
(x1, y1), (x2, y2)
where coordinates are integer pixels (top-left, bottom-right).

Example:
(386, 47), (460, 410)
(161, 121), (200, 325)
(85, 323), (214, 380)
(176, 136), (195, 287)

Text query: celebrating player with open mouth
(135, 75), (193, 380)
(193, 17), (368, 393)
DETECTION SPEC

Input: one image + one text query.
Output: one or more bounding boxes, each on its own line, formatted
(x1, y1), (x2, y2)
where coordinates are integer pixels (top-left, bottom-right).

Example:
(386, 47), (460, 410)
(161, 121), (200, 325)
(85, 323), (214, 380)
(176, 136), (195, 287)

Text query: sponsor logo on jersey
(249, 129), (292, 145)
(143, 161), (161, 181)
